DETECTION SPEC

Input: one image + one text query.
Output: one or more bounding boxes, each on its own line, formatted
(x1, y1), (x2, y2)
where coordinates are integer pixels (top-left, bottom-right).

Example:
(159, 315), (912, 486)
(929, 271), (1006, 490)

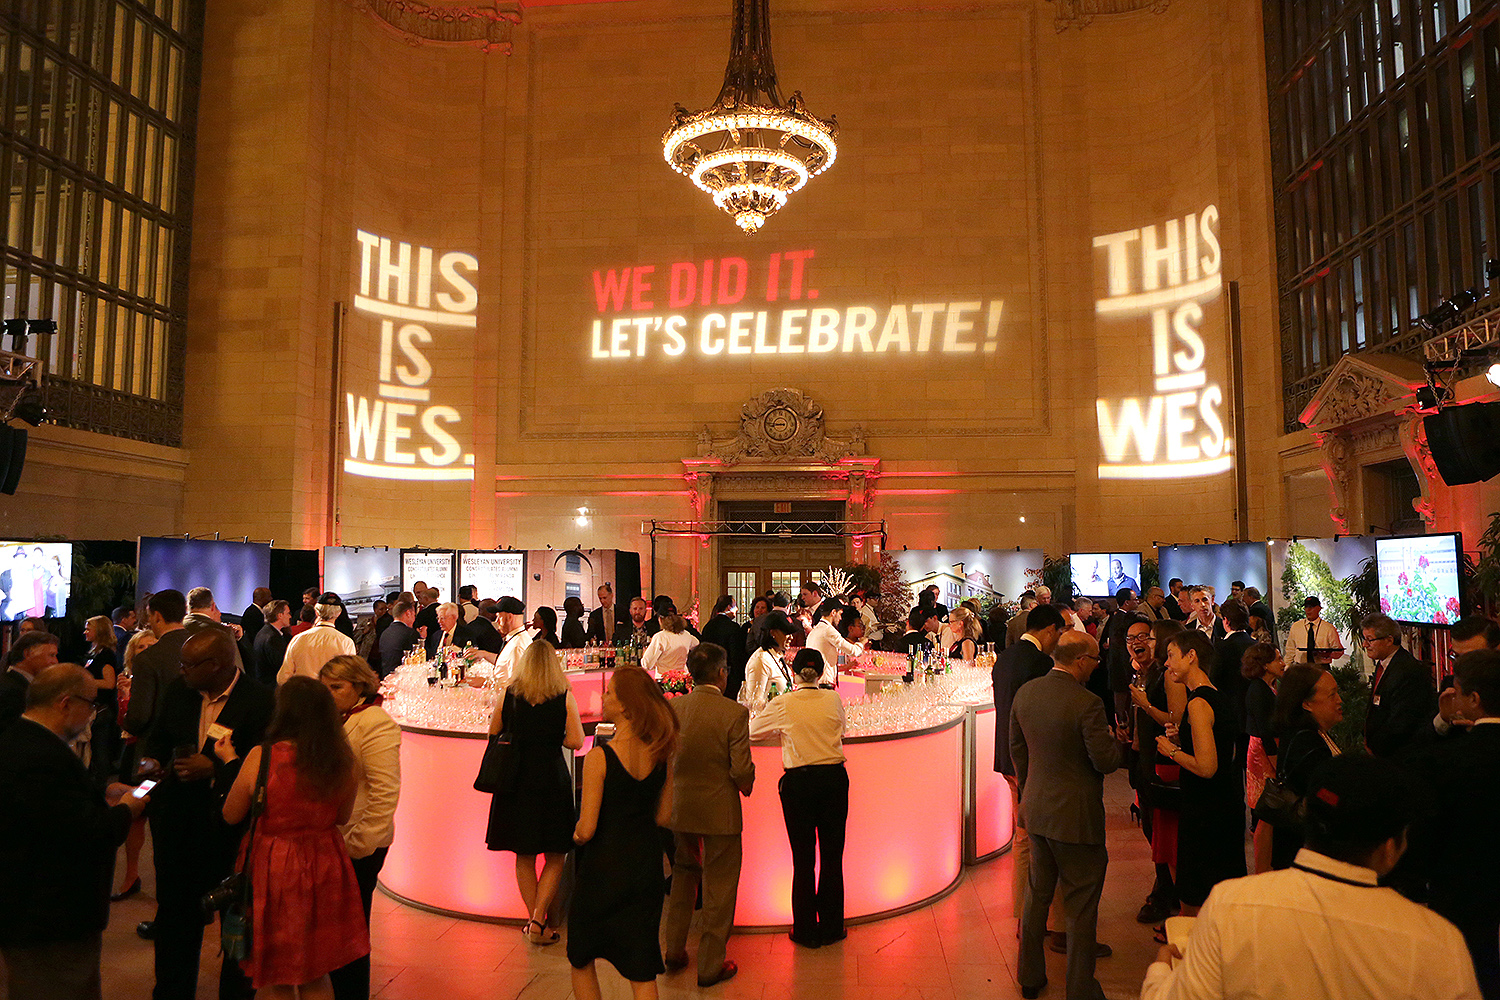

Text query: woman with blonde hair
(111, 627), (155, 900)
(640, 611), (698, 676)
(486, 641), (584, 945)
(947, 607), (983, 660)
(319, 655), (401, 1000)
(81, 614), (120, 784)
(568, 668), (678, 1000)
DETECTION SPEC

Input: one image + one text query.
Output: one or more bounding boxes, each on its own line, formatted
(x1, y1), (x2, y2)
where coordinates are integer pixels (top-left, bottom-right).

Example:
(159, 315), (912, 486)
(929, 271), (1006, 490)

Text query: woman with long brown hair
(568, 667), (678, 1000)
(220, 676), (368, 1000)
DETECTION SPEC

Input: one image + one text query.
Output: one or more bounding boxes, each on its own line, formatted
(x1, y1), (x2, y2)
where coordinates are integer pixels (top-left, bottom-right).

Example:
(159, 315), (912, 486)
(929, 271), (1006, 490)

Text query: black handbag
(203, 742), (272, 961)
(474, 692), (519, 795)
(1253, 774), (1306, 829)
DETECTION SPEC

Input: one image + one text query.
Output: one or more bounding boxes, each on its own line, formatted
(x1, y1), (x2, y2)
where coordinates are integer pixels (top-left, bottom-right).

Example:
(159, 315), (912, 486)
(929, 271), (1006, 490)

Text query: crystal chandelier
(663, 0), (838, 234)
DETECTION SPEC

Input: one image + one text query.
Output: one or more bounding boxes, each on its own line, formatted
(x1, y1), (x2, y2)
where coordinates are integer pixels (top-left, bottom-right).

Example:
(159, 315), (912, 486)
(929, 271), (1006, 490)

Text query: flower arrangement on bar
(658, 669), (692, 697)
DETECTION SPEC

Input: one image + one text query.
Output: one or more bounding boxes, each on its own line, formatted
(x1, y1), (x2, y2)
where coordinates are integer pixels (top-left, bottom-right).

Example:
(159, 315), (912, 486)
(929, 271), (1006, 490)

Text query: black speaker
(1424, 402), (1500, 485)
(0, 425), (26, 495)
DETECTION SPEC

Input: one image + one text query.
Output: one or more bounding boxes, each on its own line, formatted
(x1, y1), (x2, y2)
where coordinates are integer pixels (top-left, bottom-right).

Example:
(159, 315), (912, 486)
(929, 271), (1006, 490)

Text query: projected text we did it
(345, 231), (477, 482)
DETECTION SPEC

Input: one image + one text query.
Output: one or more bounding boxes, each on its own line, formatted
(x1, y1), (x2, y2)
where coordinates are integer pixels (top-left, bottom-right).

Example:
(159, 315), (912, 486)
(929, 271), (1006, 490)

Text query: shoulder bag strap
(235, 742), (274, 877)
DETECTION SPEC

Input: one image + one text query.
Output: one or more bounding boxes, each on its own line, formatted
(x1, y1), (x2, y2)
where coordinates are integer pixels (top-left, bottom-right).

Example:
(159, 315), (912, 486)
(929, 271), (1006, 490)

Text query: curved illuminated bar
(377, 661), (1008, 929)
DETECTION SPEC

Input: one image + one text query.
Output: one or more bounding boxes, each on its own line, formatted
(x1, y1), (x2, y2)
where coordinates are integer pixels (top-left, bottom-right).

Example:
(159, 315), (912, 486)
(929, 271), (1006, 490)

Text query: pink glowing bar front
(380, 715), (968, 927)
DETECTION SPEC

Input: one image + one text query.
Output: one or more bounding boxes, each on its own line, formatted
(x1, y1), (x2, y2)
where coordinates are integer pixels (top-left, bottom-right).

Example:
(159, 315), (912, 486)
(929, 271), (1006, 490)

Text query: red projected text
(588, 250), (1004, 358)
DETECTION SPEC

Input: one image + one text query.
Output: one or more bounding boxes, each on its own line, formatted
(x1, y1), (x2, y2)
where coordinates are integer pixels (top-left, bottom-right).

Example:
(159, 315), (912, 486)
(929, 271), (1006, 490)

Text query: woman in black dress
(1269, 664), (1343, 870)
(485, 641), (584, 945)
(569, 667), (678, 1000)
(1240, 642), (1284, 872)
(1155, 629), (1245, 915)
(531, 606), (561, 649)
(83, 614), (120, 786)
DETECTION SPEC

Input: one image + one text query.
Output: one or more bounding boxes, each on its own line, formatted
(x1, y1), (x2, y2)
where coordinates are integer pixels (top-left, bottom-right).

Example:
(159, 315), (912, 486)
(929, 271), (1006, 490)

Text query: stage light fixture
(5, 386), (44, 427)
(1487, 259), (1500, 281)
(1416, 384), (1451, 409)
(1488, 364), (1500, 388)
(1450, 288), (1481, 312)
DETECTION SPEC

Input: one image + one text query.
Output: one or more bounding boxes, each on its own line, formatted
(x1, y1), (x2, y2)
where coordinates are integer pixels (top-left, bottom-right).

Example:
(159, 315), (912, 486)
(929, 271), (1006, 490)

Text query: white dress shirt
(748, 683), (846, 769)
(278, 622), (356, 685)
(340, 703), (402, 859)
(641, 629), (699, 676)
(493, 626), (534, 684)
(1286, 617), (1343, 664)
(1140, 848), (1481, 1000)
(740, 648), (792, 710)
(804, 620), (862, 686)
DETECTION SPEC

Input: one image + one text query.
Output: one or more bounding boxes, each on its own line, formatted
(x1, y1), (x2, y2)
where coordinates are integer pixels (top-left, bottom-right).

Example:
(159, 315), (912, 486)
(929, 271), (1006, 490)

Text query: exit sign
(773, 502), (792, 514)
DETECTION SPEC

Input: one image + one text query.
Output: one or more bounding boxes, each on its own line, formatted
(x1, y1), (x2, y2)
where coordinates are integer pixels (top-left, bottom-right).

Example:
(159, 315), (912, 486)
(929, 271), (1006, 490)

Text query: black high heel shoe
(111, 878), (141, 902)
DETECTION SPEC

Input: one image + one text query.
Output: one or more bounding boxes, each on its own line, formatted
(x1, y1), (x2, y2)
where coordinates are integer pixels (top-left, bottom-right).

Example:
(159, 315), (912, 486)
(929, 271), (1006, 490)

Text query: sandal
(524, 918), (560, 946)
(1151, 925), (1168, 945)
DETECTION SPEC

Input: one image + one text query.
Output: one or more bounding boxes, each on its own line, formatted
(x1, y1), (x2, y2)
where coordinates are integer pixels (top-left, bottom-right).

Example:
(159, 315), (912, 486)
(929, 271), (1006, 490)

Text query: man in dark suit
(700, 596), (749, 701)
(1408, 649), (1500, 999)
(1212, 599), (1255, 770)
(467, 599), (504, 656)
(0, 632), (60, 730)
(378, 597), (420, 675)
(585, 583), (629, 644)
(121, 590), (191, 742)
(423, 601), (482, 661)
(993, 603), (1067, 942)
(1010, 631), (1122, 1000)
(0, 664), (149, 999)
(413, 587), (441, 636)
(251, 599), (291, 687)
(1361, 613), (1437, 757)
(661, 644), (755, 987)
(237, 587), (270, 666)
(142, 629), (273, 1000)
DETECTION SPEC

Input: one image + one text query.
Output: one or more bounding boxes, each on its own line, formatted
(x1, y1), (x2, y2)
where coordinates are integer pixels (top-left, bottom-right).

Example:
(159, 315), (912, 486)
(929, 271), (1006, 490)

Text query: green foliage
(1277, 542), (1359, 636)
(1329, 661), (1370, 754)
(871, 550), (913, 627)
(842, 562), (881, 597)
(66, 553), (136, 630)
(1141, 558), (1160, 594)
(1043, 555), (1074, 599)
(1471, 511), (1500, 615)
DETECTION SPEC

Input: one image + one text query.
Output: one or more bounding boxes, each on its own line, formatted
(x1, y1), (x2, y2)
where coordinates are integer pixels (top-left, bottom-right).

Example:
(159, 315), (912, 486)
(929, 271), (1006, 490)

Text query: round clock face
(763, 406), (798, 442)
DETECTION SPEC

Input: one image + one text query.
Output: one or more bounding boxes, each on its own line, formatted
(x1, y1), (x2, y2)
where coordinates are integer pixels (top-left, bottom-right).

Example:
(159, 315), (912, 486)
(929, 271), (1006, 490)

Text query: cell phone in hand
(132, 779), (158, 799)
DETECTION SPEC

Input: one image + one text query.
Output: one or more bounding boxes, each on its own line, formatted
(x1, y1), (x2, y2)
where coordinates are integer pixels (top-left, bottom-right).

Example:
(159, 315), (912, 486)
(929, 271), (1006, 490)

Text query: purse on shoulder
(1253, 774), (1305, 830)
(474, 691), (519, 795)
(203, 742), (272, 962)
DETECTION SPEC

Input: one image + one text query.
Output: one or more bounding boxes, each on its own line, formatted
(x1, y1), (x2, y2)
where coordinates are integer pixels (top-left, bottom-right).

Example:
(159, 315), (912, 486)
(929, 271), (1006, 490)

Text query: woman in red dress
(221, 676), (369, 999)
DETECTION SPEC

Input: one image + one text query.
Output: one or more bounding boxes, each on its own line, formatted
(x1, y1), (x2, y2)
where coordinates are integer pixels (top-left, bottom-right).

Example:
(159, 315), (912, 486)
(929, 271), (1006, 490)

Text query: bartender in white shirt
(1286, 595), (1345, 665)
(491, 596), (533, 684)
(804, 600), (864, 687)
(749, 648), (849, 947)
(1140, 754), (1479, 1000)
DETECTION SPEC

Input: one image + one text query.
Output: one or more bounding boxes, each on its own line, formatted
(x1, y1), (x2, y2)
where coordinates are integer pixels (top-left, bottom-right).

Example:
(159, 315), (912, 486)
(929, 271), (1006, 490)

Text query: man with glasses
(0, 664), (150, 1000)
(140, 629), (272, 1000)
(1360, 613), (1436, 758)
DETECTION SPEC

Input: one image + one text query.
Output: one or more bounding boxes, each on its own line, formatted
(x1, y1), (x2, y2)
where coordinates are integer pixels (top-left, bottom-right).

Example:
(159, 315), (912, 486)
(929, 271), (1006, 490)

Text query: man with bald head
(1011, 630), (1122, 1000)
(141, 629), (272, 1000)
(0, 664), (149, 1000)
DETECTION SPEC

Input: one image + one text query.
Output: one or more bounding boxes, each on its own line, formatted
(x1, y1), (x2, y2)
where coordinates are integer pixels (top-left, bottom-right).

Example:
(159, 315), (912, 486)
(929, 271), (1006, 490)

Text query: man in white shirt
(278, 592), (356, 684)
(805, 603), (864, 686)
(1287, 595), (1344, 665)
(1140, 754), (1481, 1000)
(1187, 586), (1221, 641)
(492, 595), (533, 683)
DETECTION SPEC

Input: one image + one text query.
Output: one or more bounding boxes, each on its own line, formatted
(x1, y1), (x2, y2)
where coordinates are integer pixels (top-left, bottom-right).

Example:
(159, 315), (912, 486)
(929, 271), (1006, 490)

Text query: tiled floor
(18, 773), (1165, 999)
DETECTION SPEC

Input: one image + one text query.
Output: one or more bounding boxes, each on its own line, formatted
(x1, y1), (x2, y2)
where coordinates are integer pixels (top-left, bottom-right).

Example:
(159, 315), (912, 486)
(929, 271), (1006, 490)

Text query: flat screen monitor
(323, 547), (401, 616)
(1069, 553), (1142, 599)
(459, 551), (527, 604)
(1375, 532), (1464, 626)
(0, 541), (72, 621)
(1157, 542), (1269, 601)
(136, 538), (271, 614)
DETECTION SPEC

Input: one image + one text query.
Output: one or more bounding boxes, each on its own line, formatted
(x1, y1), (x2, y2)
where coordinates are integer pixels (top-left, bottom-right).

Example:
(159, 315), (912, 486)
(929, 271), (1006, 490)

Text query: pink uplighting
(971, 706), (1015, 859)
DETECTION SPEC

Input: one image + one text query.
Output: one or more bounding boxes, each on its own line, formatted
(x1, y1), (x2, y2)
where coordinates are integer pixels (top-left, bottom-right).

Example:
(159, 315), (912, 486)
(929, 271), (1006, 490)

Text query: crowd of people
(4, 570), (1498, 1000)
(994, 579), (1499, 1000)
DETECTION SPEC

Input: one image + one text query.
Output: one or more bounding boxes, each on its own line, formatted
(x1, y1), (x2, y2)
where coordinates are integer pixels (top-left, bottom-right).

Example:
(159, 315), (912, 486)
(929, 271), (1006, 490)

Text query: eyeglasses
(1078, 653), (1100, 662)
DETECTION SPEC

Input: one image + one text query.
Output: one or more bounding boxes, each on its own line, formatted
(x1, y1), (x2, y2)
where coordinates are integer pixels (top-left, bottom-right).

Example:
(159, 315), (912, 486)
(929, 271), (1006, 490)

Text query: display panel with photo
(401, 550), (456, 604)
(137, 538), (270, 615)
(1376, 533), (1463, 626)
(1068, 552), (1142, 599)
(323, 547), (401, 616)
(0, 542), (72, 621)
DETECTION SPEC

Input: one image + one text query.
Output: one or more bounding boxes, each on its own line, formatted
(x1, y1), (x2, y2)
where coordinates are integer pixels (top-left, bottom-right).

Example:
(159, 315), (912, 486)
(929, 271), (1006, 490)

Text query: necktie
(443, 630), (452, 649)
(604, 612), (613, 641)
(1372, 657), (1386, 692)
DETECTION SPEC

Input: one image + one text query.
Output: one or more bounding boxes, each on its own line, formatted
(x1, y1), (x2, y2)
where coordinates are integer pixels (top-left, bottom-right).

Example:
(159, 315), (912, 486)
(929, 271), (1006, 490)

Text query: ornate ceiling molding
(1047, 0), (1170, 32)
(349, 0), (520, 53)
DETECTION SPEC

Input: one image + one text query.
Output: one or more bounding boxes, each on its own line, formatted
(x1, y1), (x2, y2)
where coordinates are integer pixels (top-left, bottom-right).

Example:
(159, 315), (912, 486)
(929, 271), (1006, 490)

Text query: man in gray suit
(661, 643), (755, 988)
(1011, 631), (1122, 1000)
